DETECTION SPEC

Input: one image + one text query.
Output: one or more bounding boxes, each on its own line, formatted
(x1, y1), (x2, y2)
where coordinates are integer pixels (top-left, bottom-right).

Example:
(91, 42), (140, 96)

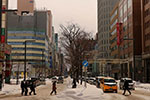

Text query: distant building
(7, 10), (53, 77)
(17, 0), (34, 15)
(97, 0), (119, 59)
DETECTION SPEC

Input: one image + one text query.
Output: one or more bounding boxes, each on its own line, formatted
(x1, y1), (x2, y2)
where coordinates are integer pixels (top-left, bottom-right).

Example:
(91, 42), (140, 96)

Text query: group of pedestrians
(21, 80), (36, 96)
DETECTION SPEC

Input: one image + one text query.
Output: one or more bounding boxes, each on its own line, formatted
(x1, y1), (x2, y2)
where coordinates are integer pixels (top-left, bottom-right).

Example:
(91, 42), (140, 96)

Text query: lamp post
(24, 40), (35, 81)
(123, 38), (135, 80)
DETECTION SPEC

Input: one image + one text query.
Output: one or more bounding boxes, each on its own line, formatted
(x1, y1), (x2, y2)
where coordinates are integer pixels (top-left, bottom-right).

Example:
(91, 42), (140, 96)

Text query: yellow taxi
(100, 77), (118, 93)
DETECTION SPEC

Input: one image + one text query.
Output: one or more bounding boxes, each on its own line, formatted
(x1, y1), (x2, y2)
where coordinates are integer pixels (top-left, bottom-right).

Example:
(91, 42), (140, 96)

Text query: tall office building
(141, 0), (150, 82)
(97, 0), (119, 58)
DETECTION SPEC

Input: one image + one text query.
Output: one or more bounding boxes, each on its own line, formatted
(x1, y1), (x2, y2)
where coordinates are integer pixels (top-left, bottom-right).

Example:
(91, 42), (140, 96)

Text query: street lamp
(24, 40), (35, 81)
(123, 38), (135, 80)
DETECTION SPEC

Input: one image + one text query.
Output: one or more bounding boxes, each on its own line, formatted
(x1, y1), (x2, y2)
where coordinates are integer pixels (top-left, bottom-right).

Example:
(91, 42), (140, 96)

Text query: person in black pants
(122, 79), (131, 95)
(50, 81), (57, 95)
(24, 81), (29, 96)
(29, 81), (36, 95)
(72, 78), (77, 88)
(20, 81), (25, 95)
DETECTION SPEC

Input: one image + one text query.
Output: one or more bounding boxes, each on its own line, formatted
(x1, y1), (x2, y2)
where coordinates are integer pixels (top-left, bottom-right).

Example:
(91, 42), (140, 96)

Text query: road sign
(82, 60), (88, 67)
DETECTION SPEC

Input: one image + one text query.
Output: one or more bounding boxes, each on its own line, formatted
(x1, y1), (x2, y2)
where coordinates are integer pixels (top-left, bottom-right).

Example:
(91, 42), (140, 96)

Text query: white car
(119, 78), (135, 90)
(51, 76), (58, 82)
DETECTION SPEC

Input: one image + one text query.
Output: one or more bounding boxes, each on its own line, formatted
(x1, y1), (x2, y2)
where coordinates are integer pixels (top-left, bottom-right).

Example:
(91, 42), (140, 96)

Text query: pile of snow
(0, 83), (21, 95)
(135, 81), (150, 91)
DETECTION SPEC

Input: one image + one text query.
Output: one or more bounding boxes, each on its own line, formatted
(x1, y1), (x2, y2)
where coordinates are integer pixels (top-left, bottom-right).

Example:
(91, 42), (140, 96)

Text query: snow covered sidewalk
(135, 82), (150, 91)
(0, 78), (52, 95)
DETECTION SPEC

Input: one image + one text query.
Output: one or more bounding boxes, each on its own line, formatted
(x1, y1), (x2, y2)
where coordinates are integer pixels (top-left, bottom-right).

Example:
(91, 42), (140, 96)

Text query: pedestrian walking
(24, 81), (29, 96)
(20, 81), (25, 95)
(122, 79), (131, 95)
(72, 78), (77, 88)
(50, 81), (57, 95)
(29, 81), (36, 95)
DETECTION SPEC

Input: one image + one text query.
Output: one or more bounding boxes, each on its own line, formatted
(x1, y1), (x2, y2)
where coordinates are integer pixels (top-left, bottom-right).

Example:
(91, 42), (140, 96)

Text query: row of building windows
(8, 36), (45, 40)
(101, 39), (110, 45)
(110, 19), (118, 30)
(8, 31), (45, 35)
(100, 26), (110, 32)
(119, 0), (132, 20)
(12, 48), (45, 51)
(99, 1), (114, 7)
(100, 20), (110, 26)
(100, 33), (109, 39)
(12, 53), (44, 57)
(110, 29), (117, 36)
(8, 42), (45, 46)
(145, 34), (150, 40)
(100, 46), (110, 52)
(110, 10), (118, 21)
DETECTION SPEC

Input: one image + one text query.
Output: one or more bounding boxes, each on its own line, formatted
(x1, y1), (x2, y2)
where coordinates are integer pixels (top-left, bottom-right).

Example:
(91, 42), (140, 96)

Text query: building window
(145, 8), (150, 17)
(145, 0), (150, 5)
(145, 20), (150, 29)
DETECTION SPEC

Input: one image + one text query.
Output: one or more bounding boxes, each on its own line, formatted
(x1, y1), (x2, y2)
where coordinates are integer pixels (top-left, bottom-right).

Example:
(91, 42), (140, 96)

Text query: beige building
(17, 0), (34, 15)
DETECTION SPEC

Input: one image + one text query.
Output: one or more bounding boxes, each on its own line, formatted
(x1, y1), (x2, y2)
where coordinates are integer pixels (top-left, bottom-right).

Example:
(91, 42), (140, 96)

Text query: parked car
(57, 76), (64, 84)
(100, 77), (118, 93)
(88, 77), (95, 85)
(119, 78), (135, 90)
(40, 78), (46, 85)
(95, 76), (105, 88)
(51, 76), (58, 82)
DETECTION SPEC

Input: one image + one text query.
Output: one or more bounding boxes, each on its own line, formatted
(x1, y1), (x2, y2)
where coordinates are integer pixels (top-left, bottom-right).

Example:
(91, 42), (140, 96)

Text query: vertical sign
(1, 0), (6, 43)
(117, 23), (122, 46)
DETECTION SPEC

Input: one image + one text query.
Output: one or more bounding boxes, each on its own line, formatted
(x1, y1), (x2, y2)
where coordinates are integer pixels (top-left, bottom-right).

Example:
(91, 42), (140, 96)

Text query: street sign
(82, 60), (88, 67)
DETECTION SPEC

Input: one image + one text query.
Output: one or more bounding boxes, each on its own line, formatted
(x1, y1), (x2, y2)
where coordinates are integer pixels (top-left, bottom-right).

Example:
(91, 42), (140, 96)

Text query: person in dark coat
(122, 79), (131, 95)
(50, 81), (57, 95)
(72, 78), (77, 88)
(24, 81), (29, 96)
(21, 81), (25, 95)
(29, 81), (36, 95)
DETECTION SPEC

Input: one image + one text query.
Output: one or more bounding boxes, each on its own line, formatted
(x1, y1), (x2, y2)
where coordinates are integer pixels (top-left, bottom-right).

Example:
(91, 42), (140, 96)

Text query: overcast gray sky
(9, 0), (97, 35)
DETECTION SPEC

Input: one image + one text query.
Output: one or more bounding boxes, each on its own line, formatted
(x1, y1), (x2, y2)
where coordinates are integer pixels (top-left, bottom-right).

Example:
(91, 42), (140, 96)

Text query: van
(100, 77), (118, 93)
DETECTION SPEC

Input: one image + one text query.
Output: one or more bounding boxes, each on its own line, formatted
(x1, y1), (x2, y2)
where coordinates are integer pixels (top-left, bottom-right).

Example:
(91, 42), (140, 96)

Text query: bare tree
(59, 23), (93, 80)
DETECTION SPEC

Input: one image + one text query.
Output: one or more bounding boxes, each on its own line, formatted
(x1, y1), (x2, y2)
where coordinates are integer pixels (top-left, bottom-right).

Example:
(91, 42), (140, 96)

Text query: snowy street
(0, 77), (150, 100)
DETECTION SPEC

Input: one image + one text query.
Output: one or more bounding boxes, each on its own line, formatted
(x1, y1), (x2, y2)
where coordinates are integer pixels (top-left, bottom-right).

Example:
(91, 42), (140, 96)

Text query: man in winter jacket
(122, 79), (131, 95)
(50, 81), (57, 95)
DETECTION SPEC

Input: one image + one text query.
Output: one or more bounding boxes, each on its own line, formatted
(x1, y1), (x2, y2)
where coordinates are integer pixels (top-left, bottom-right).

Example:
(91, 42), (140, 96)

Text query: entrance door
(146, 59), (150, 83)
